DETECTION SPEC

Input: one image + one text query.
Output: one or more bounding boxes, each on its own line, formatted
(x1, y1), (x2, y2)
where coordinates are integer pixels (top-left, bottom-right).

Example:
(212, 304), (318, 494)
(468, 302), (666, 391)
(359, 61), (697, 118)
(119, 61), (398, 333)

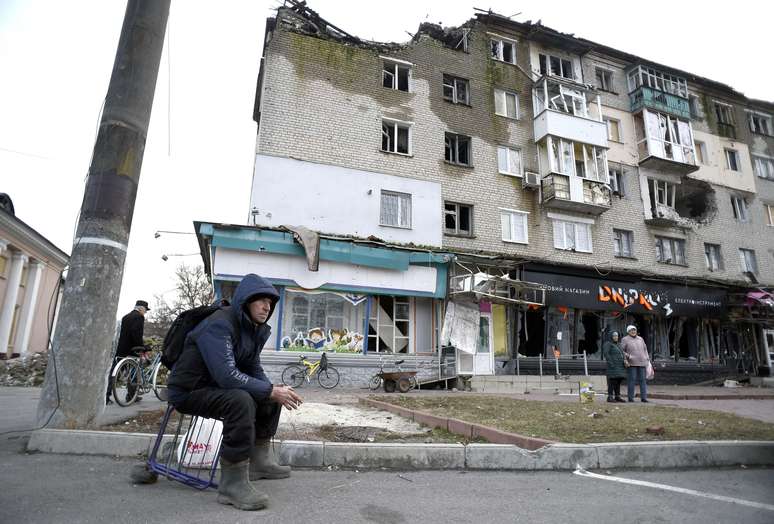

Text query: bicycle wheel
(397, 377), (412, 393)
(317, 366), (340, 389)
(282, 365), (305, 388)
(368, 374), (382, 391)
(408, 375), (418, 391)
(112, 359), (140, 407)
(151, 361), (168, 401)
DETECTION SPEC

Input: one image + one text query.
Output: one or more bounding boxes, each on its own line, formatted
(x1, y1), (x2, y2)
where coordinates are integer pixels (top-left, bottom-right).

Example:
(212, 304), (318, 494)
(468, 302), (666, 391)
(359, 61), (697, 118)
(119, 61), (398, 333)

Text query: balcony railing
(630, 85), (691, 120)
(541, 175), (611, 215)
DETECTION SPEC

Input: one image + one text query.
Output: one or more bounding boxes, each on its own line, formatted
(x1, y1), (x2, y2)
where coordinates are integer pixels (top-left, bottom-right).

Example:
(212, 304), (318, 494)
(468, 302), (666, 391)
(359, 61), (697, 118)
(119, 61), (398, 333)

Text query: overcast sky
(2, 0), (772, 317)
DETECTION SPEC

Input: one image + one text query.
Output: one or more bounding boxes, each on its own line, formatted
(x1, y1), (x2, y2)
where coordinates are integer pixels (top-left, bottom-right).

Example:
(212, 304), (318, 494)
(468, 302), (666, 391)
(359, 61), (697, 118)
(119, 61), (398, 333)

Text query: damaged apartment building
(194, 1), (774, 382)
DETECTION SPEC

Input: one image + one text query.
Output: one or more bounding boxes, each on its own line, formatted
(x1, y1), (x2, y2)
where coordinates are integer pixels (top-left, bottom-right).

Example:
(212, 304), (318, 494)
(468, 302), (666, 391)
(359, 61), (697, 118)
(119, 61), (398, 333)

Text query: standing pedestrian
(602, 331), (626, 403)
(620, 325), (650, 403)
(106, 300), (151, 404)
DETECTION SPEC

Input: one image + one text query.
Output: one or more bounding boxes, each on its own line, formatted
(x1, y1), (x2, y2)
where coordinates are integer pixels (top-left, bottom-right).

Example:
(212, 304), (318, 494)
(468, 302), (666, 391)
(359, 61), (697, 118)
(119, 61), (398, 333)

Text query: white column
(0, 240), (8, 256)
(0, 252), (28, 356)
(15, 260), (44, 356)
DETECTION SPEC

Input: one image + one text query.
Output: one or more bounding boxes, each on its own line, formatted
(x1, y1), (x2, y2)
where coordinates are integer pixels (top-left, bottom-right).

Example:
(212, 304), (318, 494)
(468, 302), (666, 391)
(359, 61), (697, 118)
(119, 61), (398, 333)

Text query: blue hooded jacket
(167, 274), (280, 403)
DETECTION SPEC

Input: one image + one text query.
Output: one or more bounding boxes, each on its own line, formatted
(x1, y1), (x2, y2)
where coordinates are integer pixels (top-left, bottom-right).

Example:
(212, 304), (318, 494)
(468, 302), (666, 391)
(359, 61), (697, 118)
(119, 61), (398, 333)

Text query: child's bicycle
(111, 351), (167, 406)
(281, 353), (340, 389)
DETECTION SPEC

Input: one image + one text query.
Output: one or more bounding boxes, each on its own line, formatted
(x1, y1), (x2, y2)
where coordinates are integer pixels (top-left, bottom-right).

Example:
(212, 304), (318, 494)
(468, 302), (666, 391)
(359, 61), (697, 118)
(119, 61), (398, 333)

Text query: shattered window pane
(502, 42), (514, 63)
(550, 56), (561, 76)
(561, 59), (573, 79)
(381, 122), (393, 152)
(382, 120), (410, 154)
(396, 126), (409, 154)
(383, 61), (410, 92)
(382, 65), (394, 89)
(397, 66), (409, 91)
(457, 136), (470, 165)
(444, 135), (453, 162)
(459, 205), (470, 233)
(491, 40), (500, 60)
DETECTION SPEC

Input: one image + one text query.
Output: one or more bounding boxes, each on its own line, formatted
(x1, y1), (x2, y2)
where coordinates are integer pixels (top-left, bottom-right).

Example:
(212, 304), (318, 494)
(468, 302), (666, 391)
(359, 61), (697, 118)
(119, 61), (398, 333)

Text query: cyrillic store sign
(523, 270), (726, 317)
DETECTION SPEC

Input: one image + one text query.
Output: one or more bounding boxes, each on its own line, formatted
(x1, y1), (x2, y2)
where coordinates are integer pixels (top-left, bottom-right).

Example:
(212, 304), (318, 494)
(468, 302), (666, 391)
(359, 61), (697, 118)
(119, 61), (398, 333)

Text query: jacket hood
(232, 273), (280, 325)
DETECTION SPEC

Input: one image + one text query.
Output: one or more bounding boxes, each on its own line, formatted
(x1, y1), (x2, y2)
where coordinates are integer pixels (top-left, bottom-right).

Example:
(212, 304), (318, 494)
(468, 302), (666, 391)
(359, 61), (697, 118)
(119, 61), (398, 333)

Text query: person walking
(602, 331), (626, 403)
(106, 300), (151, 404)
(620, 325), (650, 403)
(167, 273), (302, 511)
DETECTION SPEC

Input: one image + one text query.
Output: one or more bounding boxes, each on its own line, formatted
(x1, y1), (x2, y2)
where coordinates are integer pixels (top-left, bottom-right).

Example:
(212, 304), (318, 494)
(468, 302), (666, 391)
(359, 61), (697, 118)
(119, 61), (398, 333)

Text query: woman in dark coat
(602, 331), (627, 402)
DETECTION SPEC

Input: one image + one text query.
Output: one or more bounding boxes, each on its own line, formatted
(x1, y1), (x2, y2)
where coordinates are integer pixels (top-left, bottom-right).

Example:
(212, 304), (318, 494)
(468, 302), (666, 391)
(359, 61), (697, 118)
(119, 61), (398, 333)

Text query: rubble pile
(0, 352), (48, 387)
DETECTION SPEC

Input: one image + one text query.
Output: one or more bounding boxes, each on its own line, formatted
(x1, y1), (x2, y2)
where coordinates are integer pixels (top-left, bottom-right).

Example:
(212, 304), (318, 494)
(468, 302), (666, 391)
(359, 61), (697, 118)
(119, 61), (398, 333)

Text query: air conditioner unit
(522, 171), (541, 189)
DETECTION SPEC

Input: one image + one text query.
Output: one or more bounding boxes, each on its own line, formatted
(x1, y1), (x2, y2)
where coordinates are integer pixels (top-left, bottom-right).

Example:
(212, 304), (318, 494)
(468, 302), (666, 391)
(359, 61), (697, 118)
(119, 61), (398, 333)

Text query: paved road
(2, 435), (772, 524)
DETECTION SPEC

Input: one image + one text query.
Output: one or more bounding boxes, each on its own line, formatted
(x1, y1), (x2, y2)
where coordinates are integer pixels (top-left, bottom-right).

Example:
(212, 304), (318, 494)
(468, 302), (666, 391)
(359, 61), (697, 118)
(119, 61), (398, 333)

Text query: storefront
(195, 222), (451, 356)
(519, 264), (727, 363)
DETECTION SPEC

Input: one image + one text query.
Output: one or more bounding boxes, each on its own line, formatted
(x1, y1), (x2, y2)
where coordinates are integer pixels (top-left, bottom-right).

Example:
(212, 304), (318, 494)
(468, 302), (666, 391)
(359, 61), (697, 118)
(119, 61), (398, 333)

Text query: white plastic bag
(646, 361), (655, 380)
(177, 417), (223, 469)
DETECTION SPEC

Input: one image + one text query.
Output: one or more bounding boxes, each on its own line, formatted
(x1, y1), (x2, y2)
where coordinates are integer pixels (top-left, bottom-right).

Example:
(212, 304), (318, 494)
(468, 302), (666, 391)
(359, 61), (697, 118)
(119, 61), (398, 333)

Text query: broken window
(714, 102), (736, 138)
(753, 155), (774, 179)
(648, 179), (676, 212)
(382, 60), (411, 92)
(381, 120), (411, 155)
(490, 37), (516, 64)
(731, 195), (750, 222)
(638, 109), (695, 164)
(444, 202), (473, 236)
(552, 218), (592, 253)
(595, 68), (613, 91)
(500, 208), (529, 243)
(739, 248), (758, 275)
(609, 163), (625, 196)
(497, 146), (522, 176)
(545, 136), (607, 181)
(380, 190), (411, 228)
(627, 66), (687, 98)
(655, 236), (686, 265)
(725, 149), (740, 171)
(765, 204), (774, 227)
(539, 53), (574, 80)
(604, 117), (621, 142)
(704, 243), (723, 272)
(695, 141), (708, 165)
(494, 88), (519, 118)
(613, 229), (633, 257)
(444, 132), (471, 166)
(747, 111), (773, 136)
(442, 74), (469, 105)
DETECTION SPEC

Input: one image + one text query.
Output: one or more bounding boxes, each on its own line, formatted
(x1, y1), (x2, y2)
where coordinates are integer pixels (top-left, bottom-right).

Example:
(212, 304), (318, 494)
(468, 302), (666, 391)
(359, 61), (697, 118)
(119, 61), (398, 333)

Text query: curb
(26, 429), (774, 470)
(648, 393), (774, 401)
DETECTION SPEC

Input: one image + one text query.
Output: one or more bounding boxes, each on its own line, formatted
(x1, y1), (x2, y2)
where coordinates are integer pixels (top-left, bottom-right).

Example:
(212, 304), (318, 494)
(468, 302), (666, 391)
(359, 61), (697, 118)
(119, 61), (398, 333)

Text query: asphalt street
(2, 435), (773, 524)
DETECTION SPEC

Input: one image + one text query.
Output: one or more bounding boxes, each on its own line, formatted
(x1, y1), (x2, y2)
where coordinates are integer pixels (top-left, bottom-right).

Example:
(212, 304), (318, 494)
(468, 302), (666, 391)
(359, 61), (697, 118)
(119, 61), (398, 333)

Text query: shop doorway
(457, 313), (494, 375)
(520, 309), (545, 357)
(577, 312), (601, 355)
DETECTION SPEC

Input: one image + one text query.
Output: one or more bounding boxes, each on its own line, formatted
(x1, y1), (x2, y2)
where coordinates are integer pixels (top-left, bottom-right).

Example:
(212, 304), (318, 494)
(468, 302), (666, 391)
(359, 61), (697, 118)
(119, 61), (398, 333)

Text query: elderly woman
(620, 324), (650, 402)
(602, 331), (626, 402)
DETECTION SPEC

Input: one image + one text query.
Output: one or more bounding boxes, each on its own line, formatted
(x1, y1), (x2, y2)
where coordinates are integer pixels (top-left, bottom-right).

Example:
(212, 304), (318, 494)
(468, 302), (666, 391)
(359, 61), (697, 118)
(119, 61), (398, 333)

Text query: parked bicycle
(111, 351), (167, 406)
(281, 353), (340, 389)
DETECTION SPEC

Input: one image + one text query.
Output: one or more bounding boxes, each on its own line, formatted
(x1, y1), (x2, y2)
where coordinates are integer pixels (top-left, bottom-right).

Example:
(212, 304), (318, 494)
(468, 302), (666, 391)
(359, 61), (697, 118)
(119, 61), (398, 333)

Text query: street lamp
(161, 253), (199, 261)
(154, 230), (195, 238)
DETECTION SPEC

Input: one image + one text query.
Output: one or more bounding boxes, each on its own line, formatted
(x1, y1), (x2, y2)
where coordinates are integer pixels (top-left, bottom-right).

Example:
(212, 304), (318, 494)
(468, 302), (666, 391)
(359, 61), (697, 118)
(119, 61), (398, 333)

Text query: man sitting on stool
(167, 273), (302, 511)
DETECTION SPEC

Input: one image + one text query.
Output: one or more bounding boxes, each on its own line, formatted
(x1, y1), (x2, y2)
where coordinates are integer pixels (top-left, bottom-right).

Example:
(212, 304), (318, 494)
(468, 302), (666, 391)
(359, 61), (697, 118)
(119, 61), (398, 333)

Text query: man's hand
(270, 385), (303, 410)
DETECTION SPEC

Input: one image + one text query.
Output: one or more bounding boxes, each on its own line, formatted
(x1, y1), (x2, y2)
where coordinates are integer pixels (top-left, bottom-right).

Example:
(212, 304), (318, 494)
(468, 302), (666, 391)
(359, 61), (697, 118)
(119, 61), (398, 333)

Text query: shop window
(382, 59), (411, 92)
(539, 53), (574, 80)
(739, 248), (758, 275)
(494, 89), (519, 119)
(500, 208), (529, 244)
(497, 146), (522, 177)
(490, 36), (516, 64)
(380, 190), (411, 228)
(731, 195), (749, 223)
(368, 296), (411, 353)
(552, 218), (592, 253)
(704, 243), (723, 272)
(442, 74), (469, 105)
(280, 290), (367, 353)
(604, 117), (621, 142)
(613, 229), (633, 258)
(381, 119), (411, 155)
(444, 201), (473, 236)
(595, 68), (613, 92)
(725, 149), (740, 171)
(444, 132), (471, 166)
(752, 155), (774, 180)
(747, 111), (772, 136)
(655, 236), (686, 265)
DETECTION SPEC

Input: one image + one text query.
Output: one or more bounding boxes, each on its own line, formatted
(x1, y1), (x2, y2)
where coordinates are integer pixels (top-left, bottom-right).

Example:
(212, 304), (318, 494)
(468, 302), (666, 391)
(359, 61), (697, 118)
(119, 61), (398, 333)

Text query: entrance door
(764, 330), (774, 369)
(474, 313), (494, 375)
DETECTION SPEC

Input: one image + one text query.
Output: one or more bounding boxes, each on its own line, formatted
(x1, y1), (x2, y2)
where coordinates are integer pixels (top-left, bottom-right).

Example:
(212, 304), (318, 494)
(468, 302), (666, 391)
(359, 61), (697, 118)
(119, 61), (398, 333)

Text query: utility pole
(37, 0), (170, 428)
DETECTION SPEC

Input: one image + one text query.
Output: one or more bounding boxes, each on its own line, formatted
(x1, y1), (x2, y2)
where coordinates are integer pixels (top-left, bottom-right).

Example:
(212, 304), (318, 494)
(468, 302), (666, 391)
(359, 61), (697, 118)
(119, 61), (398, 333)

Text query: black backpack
(161, 300), (230, 369)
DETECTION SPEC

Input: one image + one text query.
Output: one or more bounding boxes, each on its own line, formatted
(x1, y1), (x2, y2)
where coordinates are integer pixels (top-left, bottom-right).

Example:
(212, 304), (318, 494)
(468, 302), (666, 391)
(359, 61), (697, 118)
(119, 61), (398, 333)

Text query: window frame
(704, 243), (723, 272)
(714, 101), (735, 125)
(499, 208), (529, 244)
(497, 145), (523, 177)
(764, 203), (774, 227)
(444, 132), (472, 167)
(731, 195), (750, 223)
(613, 229), (634, 258)
(752, 154), (774, 180)
(604, 117), (622, 142)
(494, 88), (519, 119)
(539, 52), (575, 80)
(655, 236), (687, 266)
(694, 140), (708, 165)
(608, 163), (625, 196)
(648, 178), (676, 209)
(595, 67), (613, 92)
(381, 118), (413, 156)
(379, 190), (412, 229)
(746, 110), (773, 137)
(489, 34), (517, 65)
(444, 201), (474, 237)
(381, 57), (412, 92)
(739, 248), (759, 275)
(550, 214), (594, 253)
(725, 148), (741, 171)
(442, 74), (470, 105)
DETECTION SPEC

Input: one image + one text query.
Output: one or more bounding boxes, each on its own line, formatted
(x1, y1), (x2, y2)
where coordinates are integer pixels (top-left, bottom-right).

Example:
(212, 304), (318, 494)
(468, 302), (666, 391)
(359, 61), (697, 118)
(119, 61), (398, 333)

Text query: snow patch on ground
(278, 402), (422, 434)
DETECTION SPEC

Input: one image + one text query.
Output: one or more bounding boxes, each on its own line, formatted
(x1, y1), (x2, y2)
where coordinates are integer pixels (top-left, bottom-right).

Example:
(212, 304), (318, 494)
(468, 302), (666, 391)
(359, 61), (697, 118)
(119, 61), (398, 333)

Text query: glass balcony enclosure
(628, 66), (688, 98)
(533, 76), (607, 148)
(628, 65), (691, 120)
(633, 108), (698, 174)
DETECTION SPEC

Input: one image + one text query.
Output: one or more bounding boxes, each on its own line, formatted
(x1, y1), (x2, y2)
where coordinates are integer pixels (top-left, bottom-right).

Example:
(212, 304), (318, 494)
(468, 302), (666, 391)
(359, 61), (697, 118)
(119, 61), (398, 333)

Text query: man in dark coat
(167, 273), (302, 511)
(106, 300), (150, 404)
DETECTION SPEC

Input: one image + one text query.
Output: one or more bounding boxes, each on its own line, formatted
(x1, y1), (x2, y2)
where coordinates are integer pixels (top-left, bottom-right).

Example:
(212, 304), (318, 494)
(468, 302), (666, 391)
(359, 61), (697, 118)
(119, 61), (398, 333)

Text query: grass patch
(376, 395), (774, 444)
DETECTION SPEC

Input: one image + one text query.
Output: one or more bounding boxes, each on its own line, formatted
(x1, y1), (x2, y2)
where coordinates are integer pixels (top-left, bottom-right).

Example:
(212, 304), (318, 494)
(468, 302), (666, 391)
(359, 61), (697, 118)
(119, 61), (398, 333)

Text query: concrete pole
(37, 0), (170, 428)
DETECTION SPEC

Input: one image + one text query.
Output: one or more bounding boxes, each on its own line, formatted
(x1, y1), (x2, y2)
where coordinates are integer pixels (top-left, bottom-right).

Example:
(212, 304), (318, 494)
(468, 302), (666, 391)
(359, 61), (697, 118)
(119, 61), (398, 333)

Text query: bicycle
(281, 353), (340, 389)
(368, 356), (418, 392)
(111, 351), (167, 406)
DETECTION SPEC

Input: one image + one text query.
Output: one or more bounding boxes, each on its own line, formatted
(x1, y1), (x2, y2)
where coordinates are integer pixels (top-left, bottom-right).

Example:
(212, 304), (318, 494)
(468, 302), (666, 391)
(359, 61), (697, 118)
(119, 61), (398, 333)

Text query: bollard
(539, 354), (543, 376)
(555, 356), (560, 375)
(516, 354), (520, 376)
(583, 350), (588, 376)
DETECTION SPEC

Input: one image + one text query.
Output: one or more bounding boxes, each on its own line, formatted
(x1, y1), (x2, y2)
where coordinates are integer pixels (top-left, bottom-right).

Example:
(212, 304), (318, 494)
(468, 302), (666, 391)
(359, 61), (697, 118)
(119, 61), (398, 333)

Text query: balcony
(533, 76), (608, 148)
(541, 175), (611, 215)
(634, 110), (699, 175)
(630, 85), (690, 120)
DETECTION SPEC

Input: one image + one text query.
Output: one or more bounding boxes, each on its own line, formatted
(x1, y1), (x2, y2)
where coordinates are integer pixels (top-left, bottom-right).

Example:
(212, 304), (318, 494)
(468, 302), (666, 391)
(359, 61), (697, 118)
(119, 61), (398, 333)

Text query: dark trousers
(173, 388), (281, 463)
(607, 377), (623, 399)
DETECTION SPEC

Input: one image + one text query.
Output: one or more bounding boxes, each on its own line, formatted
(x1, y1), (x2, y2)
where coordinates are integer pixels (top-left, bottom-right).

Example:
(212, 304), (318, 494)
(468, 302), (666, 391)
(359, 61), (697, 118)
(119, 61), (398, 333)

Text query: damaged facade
(197, 2), (774, 382)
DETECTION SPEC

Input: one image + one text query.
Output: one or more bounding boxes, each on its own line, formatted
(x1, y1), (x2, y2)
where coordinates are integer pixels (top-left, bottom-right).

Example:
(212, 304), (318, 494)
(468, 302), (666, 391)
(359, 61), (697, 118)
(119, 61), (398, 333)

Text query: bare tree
(148, 263), (213, 329)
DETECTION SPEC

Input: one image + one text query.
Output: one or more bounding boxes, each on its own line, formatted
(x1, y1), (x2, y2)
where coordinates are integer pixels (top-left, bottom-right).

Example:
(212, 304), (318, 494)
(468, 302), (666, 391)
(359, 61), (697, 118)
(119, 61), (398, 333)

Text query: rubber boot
(217, 459), (268, 511)
(249, 438), (291, 481)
